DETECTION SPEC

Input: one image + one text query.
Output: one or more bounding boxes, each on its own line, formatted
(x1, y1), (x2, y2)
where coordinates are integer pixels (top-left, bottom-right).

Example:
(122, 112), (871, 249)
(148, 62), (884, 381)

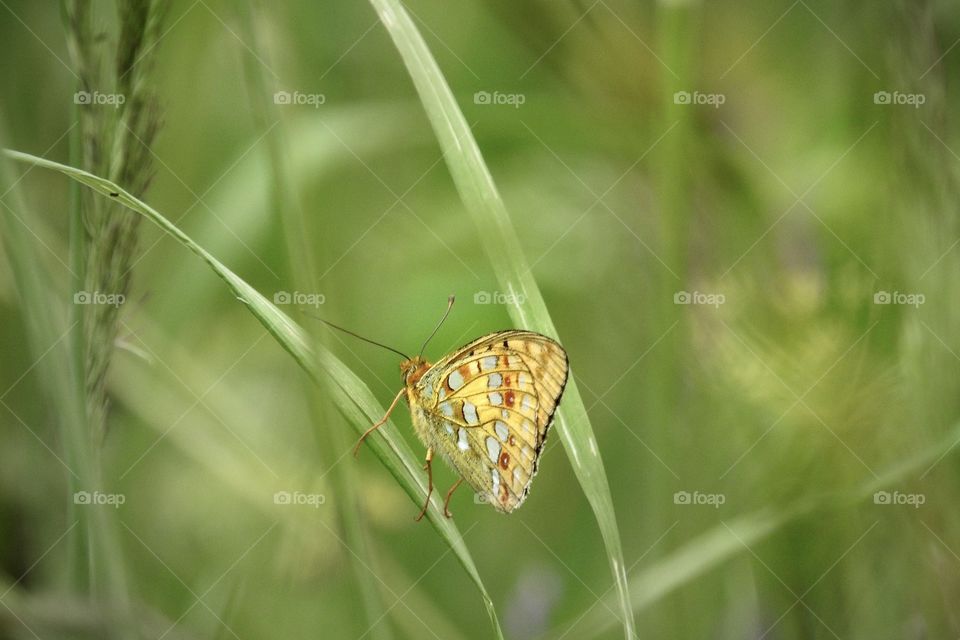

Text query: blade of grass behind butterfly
(366, 2), (636, 637)
(2, 149), (504, 640)
(563, 419), (960, 639)
(0, 135), (135, 635)
(234, 5), (394, 637)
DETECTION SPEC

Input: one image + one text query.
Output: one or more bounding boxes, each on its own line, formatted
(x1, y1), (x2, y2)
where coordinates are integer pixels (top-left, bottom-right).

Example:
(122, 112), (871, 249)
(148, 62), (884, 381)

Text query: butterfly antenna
(302, 312), (411, 360)
(418, 294), (455, 359)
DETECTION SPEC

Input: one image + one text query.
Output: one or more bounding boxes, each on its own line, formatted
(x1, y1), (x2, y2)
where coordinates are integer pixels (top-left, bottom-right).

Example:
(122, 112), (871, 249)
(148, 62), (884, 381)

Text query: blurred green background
(2, 1), (960, 638)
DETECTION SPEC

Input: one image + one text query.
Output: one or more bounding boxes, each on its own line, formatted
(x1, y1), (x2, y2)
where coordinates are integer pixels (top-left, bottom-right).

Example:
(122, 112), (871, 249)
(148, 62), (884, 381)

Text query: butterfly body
(398, 330), (569, 513)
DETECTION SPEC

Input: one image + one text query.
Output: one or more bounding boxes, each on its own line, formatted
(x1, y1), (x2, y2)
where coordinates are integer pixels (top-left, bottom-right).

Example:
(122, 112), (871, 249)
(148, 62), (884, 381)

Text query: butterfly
(326, 297), (569, 519)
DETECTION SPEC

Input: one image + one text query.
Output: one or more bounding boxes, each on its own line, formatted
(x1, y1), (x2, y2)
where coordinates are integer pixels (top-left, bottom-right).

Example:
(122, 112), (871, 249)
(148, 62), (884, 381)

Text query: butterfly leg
(415, 447), (435, 522)
(353, 388), (406, 457)
(442, 478), (463, 518)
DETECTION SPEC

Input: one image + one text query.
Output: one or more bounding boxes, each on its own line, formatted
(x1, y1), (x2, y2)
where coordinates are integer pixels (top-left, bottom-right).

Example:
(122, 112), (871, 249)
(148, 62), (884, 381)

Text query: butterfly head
(400, 357), (431, 386)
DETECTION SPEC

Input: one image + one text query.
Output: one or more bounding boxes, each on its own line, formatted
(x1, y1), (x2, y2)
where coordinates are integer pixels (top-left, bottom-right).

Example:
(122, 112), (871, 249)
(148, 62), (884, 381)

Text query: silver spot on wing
(463, 400), (479, 425)
(485, 436), (501, 464)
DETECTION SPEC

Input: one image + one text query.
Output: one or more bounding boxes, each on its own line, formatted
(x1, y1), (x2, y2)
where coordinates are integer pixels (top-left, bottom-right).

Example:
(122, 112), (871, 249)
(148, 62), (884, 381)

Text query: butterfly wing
(411, 330), (568, 512)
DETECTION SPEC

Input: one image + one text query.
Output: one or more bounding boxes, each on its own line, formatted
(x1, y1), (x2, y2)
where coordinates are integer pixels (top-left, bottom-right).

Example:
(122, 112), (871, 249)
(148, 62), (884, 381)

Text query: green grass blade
(235, 5), (395, 636)
(3, 148), (504, 640)
(0, 139), (134, 633)
(367, 1), (636, 637)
